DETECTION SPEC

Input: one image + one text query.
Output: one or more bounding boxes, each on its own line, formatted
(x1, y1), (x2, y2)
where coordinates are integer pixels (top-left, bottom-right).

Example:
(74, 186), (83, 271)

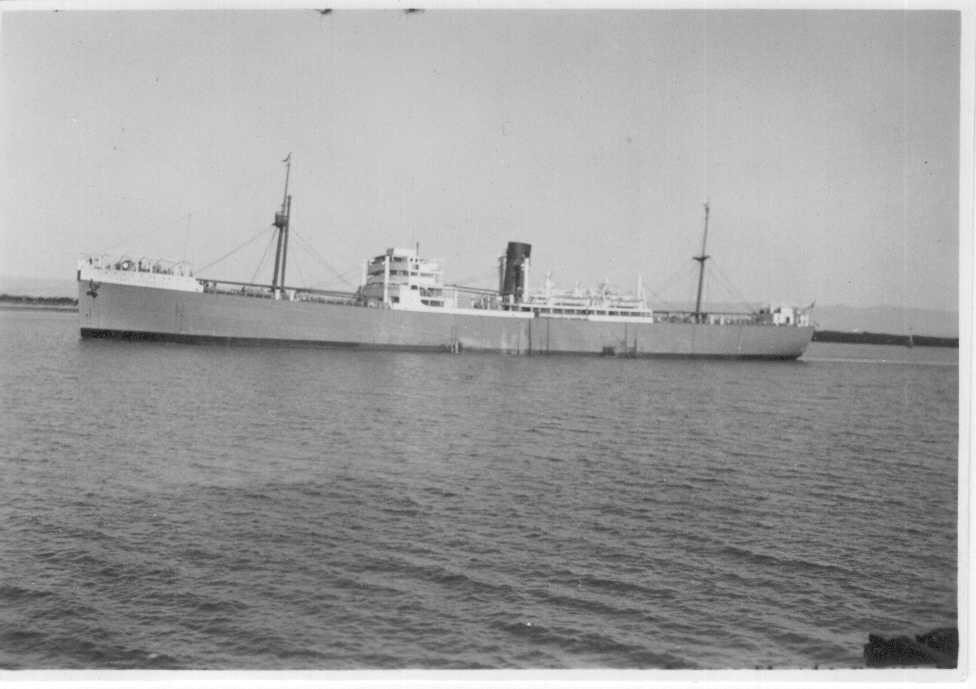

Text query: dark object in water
(864, 627), (958, 668)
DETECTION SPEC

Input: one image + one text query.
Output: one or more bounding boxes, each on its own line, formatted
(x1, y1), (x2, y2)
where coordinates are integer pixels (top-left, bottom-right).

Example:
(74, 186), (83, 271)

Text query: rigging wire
(706, 267), (739, 306)
(709, 259), (754, 308)
(289, 230), (356, 287)
(196, 226), (272, 274)
(702, 266), (739, 310)
(451, 266), (499, 289)
(707, 271), (735, 306)
(100, 205), (208, 256)
(289, 231), (343, 285)
(333, 267), (363, 285)
(248, 233), (277, 285)
(643, 261), (699, 304)
(293, 241), (308, 288)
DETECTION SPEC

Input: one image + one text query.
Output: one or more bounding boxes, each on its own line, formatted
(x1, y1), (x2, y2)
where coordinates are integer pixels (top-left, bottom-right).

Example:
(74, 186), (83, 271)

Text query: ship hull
(78, 281), (814, 359)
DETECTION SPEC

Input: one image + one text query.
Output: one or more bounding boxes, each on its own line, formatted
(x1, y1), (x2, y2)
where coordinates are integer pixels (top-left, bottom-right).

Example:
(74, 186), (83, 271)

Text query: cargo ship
(78, 159), (814, 359)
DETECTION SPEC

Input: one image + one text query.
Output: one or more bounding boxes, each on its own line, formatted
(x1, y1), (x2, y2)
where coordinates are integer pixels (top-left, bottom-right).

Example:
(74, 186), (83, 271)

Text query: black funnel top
(501, 241), (531, 301)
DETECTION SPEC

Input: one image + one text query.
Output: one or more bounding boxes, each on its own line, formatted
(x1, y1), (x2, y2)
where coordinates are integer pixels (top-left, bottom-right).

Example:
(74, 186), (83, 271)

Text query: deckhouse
(361, 247), (456, 309)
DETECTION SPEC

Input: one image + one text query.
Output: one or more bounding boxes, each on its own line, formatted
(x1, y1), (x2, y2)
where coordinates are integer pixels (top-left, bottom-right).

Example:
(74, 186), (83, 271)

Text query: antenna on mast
(280, 152), (292, 209)
(693, 201), (710, 323)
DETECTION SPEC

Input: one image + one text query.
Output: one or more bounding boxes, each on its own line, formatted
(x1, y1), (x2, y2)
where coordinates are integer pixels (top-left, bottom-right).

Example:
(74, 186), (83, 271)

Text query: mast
(279, 195), (292, 294)
(692, 201), (710, 323)
(271, 153), (292, 300)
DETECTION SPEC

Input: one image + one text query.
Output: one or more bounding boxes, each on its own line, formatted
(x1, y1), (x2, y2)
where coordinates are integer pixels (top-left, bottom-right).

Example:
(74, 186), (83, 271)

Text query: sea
(0, 309), (959, 670)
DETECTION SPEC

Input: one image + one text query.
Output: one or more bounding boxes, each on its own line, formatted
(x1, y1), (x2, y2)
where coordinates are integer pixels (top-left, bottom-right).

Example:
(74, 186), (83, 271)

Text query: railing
(81, 254), (193, 277)
(193, 276), (808, 325)
(198, 278), (358, 304)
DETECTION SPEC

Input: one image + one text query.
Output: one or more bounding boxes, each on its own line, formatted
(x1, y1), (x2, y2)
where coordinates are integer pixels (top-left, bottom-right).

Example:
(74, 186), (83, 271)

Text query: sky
(0, 7), (965, 312)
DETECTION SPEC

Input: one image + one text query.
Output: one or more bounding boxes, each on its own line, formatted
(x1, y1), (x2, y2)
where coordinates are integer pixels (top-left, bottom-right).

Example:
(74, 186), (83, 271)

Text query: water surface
(0, 311), (958, 669)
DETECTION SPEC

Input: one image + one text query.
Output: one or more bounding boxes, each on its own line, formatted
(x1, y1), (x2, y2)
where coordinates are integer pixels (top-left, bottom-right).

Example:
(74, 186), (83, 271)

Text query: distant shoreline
(0, 294), (78, 313)
(0, 295), (958, 347)
(812, 330), (958, 349)
(0, 303), (78, 313)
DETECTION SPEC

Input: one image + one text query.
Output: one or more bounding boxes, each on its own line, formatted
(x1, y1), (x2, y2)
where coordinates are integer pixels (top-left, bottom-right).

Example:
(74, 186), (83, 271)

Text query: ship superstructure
(361, 248), (453, 309)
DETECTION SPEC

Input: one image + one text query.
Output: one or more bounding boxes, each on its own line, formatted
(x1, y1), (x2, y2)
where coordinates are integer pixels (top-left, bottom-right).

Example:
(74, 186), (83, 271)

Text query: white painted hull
(78, 281), (814, 359)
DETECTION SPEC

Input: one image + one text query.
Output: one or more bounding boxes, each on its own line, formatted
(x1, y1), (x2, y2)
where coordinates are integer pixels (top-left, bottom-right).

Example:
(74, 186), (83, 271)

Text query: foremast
(271, 153), (292, 300)
(692, 201), (710, 323)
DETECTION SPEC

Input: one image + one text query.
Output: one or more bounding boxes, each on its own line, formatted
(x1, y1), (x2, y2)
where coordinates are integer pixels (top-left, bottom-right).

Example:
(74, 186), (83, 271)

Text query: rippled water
(0, 310), (958, 669)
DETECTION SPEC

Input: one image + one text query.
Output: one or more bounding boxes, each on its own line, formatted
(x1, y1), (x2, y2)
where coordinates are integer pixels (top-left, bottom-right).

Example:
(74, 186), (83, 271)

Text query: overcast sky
(0, 8), (963, 311)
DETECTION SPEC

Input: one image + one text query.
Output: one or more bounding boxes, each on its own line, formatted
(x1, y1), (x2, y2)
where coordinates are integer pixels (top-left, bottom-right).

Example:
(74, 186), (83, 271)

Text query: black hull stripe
(80, 328), (803, 360)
